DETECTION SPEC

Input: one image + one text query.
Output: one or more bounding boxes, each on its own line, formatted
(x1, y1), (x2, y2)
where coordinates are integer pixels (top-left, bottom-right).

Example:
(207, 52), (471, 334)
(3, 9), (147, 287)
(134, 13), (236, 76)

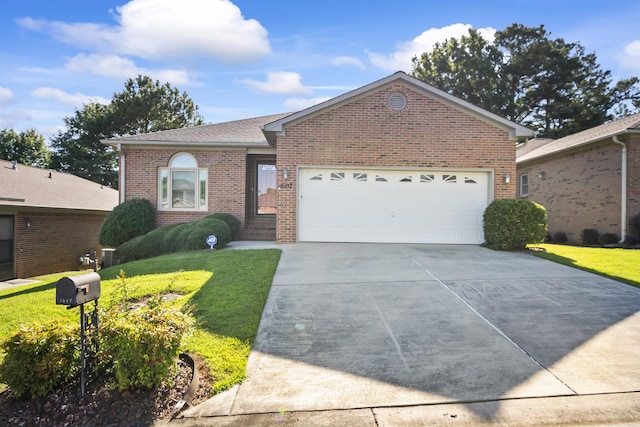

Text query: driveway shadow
(233, 243), (640, 417)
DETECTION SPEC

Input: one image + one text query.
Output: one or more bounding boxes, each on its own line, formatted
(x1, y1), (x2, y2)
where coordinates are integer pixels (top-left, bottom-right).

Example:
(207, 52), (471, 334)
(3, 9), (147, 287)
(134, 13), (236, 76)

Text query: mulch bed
(0, 354), (212, 426)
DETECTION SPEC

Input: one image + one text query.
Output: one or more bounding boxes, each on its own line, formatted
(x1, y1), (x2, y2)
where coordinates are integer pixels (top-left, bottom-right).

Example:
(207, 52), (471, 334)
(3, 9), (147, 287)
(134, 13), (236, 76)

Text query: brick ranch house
(516, 113), (640, 244)
(104, 72), (533, 244)
(0, 160), (119, 280)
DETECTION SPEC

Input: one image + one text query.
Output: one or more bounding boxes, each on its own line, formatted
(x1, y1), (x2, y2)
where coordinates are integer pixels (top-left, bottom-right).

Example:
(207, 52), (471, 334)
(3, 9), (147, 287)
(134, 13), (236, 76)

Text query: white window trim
(158, 154), (208, 211)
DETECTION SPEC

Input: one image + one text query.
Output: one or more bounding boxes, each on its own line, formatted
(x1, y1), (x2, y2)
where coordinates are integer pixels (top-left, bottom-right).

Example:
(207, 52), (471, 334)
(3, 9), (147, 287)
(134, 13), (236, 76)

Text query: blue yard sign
(206, 235), (217, 250)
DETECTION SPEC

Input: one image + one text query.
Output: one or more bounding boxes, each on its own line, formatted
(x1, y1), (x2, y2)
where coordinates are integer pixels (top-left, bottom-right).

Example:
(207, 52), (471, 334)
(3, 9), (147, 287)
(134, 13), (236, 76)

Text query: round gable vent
(388, 92), (407, 111)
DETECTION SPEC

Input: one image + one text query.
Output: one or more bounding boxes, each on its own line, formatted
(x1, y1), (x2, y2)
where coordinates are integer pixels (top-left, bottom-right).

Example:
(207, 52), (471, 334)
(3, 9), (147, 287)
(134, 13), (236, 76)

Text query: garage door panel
(298, 169), (489, 244)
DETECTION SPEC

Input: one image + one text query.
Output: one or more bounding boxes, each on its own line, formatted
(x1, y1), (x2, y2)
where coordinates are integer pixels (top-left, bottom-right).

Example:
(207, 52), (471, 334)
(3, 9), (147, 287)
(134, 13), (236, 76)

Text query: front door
(245, 155), (276, 239)
(0, 215), (14, 280)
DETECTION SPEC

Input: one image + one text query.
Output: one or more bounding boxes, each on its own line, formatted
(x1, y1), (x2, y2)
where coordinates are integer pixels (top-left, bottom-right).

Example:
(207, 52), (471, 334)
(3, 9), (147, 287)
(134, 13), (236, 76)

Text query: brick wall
(122, 148), (247, 227)
(627, 134), (640, 227)
(14, 211), (106, 278)
(517, 142), (625, 243)
(275, 83), (516, 243)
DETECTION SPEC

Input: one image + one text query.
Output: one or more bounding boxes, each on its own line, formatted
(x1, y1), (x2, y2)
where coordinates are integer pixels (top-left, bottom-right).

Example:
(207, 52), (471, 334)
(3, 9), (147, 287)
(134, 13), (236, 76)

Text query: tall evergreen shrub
(483, 199), (547, 250)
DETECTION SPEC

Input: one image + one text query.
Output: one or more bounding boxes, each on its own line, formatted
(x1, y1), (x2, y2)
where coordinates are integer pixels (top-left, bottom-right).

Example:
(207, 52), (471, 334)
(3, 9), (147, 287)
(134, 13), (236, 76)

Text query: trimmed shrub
(628, 212), (640, 244)
(99, 303), (194, 391)
(206, 213), (241, 240)
(483, 199), (547, 251)
(99, 198), (156, 247)
(581, 228), (600, 246)
(161, 223), (189, 253)
(0, 319), (79, 398)
(178, 218), (232, 251)
(116, 225), (168, 263)
(552, 232), (568, 243)
(599, 232), (619, 245)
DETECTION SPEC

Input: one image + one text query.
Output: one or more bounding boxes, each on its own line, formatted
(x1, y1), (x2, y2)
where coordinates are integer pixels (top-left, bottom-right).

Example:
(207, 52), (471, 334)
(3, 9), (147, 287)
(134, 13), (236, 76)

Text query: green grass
(0, 248), (281, 394)
(528, 243), (640, 288)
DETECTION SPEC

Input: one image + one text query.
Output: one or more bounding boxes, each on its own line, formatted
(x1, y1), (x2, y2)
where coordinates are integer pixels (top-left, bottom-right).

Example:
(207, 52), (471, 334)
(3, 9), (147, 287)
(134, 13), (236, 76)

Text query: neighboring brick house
(516, 113), (640, 244)
(0, 160), (119, 280)
(104, 72), (532, 244)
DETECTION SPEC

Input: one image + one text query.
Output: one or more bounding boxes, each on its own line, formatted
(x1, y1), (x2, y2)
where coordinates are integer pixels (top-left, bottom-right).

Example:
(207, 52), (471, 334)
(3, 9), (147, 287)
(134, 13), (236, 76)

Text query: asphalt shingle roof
(103, 113), (293, 146)
(0, 160), (119, 212)
(517, 112), (640, 163)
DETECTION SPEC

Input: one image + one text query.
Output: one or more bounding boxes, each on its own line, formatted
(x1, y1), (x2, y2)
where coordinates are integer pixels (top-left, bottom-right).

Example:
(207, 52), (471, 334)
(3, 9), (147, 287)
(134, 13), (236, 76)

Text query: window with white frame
(158, 153), (208, 211)
(520, 174), (529, 197)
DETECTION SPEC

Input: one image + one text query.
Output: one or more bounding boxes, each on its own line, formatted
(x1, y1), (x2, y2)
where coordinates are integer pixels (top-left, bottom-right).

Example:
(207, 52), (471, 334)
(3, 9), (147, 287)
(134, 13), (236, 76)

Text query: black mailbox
(56, 272), (101, 306)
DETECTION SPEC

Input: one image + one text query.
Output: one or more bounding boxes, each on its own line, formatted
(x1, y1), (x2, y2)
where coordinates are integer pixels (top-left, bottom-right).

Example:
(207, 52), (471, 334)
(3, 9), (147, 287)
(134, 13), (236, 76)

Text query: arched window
(158, 153), (208, 211)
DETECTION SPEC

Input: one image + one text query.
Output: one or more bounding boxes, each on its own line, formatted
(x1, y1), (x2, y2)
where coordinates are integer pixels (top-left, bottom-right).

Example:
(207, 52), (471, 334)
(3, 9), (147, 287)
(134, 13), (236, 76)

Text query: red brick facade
(122, 148), (247, 228)
(118, 76), (525, 244)
(13, 211), (106, 278)
(275, 83), (516, 242)
(517, 133), (639, 243)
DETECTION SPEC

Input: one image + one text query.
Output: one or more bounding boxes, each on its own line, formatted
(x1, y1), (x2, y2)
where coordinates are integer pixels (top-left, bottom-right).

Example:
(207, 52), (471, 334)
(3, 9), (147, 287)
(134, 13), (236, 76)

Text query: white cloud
(367, 23), (496, 72)
(19, 0), (271, 64)
(64, 53), (192, 86)
(284, 96), (332, 111)
(15, 17), (46, 31)
(31, 87), (110, 107)
(240, 71), (313, 95)
(0, 110), (31, 129)
(0, 87), (13, 105)
(619, 40), (640, 73)
(331, 56), (365, 70)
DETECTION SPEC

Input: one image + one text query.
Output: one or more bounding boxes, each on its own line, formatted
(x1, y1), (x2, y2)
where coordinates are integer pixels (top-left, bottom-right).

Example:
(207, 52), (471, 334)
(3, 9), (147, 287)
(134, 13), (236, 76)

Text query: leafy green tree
(110, 75), (204, 135)
(411, 24), (640, 138)
(412, 29), (511, 117)
(0, 128), (51, 167)
(50, 75), (205, 188)
(49, 102), (118, 187)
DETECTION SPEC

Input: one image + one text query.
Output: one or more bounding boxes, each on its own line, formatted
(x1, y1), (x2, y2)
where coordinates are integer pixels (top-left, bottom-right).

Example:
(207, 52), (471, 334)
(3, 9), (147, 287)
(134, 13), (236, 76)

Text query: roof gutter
(612, 135), (627, 243)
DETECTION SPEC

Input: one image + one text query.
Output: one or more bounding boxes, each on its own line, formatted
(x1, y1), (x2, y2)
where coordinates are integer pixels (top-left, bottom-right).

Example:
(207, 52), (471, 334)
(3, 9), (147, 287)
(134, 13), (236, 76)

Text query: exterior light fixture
(26, 217), (31, 228)
(503, 173), (511, 183)
(283, 167), (289, 179)
(538, 171), (546, 179)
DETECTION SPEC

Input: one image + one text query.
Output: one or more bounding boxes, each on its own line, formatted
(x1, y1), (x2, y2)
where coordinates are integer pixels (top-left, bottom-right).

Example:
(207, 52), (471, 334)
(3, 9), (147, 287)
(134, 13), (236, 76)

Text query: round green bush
(99, 198), (156, 247)
(206, 213), (241, 240)
(99, 304), (194, 391)
(0, 319), (79, 398)
(115, 226), (167, 263)
(179, 218), (232, 251)
(483, 199), (547, 251)
(599, 232), (619, 245)
(161, 223), (189, 253)
(581, 228), (600, 246)
(628, 212), (640, 244)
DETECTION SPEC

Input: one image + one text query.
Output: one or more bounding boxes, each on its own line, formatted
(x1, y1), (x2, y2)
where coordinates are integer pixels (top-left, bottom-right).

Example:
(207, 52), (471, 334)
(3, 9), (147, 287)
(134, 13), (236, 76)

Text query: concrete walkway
(163, 243), (640, 426)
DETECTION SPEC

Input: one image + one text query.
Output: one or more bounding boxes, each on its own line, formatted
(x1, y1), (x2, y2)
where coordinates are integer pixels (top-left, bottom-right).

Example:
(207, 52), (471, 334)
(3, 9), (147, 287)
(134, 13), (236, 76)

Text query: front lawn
(0, 248), (281, 394)
(528, 243), (640, 288)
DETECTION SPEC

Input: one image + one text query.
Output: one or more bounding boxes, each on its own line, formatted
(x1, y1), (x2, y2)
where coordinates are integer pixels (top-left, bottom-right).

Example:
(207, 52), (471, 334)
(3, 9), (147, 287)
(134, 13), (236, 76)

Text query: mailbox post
(56, 272), (101, 396)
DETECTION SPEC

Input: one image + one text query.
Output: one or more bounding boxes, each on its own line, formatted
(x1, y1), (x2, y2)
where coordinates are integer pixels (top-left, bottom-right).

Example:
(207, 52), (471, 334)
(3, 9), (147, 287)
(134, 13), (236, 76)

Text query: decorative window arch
(158, 153), (208, 211)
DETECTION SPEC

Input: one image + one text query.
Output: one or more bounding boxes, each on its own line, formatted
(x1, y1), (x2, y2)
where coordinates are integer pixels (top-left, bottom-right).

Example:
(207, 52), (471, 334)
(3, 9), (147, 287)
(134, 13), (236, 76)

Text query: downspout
(612, 135), (627, 243)
(117, 143), (125, 204)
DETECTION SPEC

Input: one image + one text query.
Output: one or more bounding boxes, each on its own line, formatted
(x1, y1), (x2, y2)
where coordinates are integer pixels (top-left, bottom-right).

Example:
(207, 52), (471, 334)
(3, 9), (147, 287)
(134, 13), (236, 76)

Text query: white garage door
(298, 168), (490, 244)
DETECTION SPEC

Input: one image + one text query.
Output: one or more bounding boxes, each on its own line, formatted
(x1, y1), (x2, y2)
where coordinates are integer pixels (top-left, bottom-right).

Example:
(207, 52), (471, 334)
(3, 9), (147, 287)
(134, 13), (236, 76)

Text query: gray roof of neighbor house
(262, 71), (534, 146)
(102, 113), (292, 147)
(517, 112), (640, 163)
(0, 160), (119, 212)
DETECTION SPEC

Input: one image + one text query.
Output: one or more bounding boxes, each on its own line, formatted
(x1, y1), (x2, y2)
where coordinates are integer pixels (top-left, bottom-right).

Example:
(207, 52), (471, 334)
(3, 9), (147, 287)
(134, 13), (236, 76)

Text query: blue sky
(1, 0), (639, 142)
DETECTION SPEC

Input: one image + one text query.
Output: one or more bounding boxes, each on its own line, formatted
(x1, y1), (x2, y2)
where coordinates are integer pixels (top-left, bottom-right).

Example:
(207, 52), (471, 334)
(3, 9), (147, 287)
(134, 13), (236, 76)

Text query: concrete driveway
(179, 243), (640, 425)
